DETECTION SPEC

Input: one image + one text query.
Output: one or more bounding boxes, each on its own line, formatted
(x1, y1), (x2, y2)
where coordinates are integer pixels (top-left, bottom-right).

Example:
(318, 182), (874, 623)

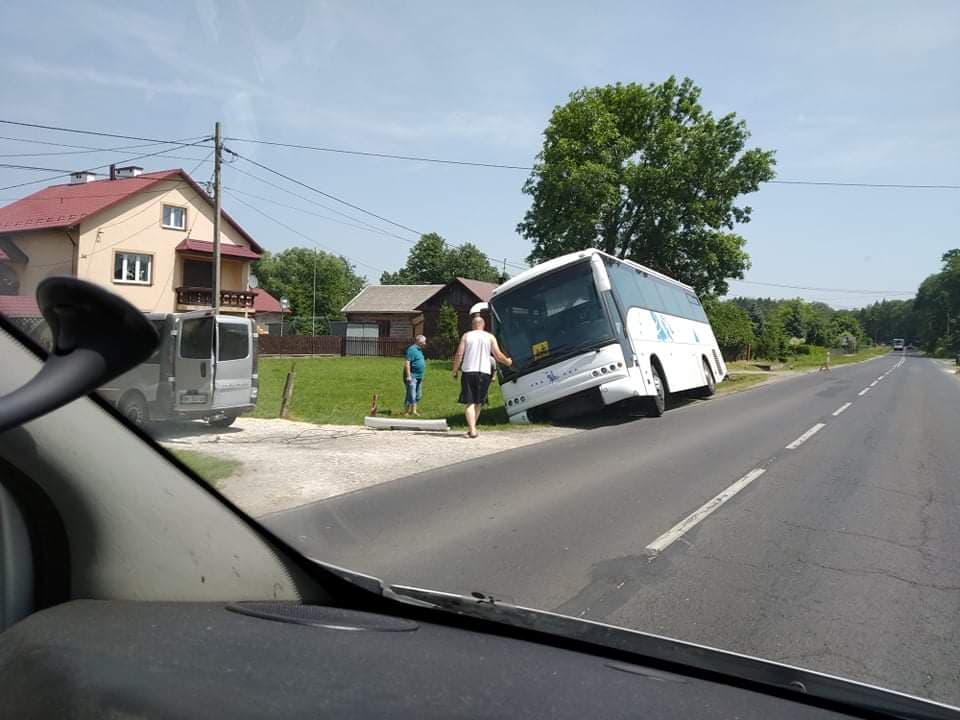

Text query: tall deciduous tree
(518, 77), (775, 295)
(702, 297), (755, 360)
(253, 247), (366, 334)
(381, 233), (504, 285)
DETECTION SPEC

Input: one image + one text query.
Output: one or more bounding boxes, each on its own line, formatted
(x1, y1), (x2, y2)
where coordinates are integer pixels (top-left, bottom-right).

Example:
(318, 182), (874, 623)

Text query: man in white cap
(451, 307), (512, 438)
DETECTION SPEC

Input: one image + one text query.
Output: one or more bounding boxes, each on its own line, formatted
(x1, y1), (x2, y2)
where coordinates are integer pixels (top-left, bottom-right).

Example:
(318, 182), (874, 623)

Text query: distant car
(892, 338), (905, 351)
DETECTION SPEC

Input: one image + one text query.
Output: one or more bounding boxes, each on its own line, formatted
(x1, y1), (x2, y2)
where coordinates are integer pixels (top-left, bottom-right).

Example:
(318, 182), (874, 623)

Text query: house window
(162, 205), (187, 230)
(113, 252), (152, 284)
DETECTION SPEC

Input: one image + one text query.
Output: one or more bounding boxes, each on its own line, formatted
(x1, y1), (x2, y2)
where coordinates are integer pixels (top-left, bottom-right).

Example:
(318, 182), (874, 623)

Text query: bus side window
(686, 294), (708, 323)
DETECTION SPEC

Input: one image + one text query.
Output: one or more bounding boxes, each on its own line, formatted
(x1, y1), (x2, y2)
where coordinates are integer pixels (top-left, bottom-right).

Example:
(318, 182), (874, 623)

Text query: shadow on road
(148, 420), (244, 440)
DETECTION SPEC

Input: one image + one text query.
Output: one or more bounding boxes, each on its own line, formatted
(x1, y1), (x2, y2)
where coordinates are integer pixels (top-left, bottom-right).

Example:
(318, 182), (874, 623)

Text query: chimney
(109, 164), (116, 181)
(69, 171), (97, 184)
(115, 166), (143, 178)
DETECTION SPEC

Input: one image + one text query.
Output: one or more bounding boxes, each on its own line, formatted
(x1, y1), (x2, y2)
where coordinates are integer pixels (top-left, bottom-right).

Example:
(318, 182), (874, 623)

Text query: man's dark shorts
(459, 371), (492, 405)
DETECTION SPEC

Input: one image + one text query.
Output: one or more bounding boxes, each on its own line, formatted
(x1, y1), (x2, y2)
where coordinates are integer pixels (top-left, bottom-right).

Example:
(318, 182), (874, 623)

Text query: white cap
(469, 302), (489, 315)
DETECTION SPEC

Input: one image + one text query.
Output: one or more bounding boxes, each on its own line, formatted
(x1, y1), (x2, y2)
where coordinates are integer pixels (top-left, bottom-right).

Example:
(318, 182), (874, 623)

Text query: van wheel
(208, 415), (237, 428)
(120, 393), (149, 427)
(694, 358), (716, 398)
(648, 363), (667, 417)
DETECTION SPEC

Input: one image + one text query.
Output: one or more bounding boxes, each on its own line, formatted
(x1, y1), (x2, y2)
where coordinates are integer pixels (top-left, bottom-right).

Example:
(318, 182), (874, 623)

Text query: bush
(793, 344), (812, 355)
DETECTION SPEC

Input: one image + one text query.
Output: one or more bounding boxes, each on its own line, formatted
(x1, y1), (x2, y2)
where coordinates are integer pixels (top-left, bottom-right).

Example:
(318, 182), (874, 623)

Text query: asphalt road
(265, 353), (960, 706)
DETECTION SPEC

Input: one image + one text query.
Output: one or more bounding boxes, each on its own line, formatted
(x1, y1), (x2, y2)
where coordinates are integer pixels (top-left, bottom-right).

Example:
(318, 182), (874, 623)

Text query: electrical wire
(226, 148), (423, 237)
(223, 136), (960, 190)
(0, 134), (209, 159)
(226, 150), (528, 272)
(223, 186), (421, 244)
(225, 163), (417, 241)
(225, 193), (386, 275)
(0, 119), (206, 145)
(729, 278), (915, 296)
(224, 136), (534, 170)
(0, 137), (214, 192)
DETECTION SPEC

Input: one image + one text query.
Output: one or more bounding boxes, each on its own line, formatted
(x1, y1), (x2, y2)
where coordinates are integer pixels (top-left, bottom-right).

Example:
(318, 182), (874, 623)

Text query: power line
(225, 149), (528, 272)
(767, 179), (960, 190)
(0, 119), (206, 146)
(0, 134), (208, 159)
(226, 148), (424, 237)
(224, 136), (533, 170)
(223, 136), (960, 190)
(729, 278), (915, 296)
(223, 186), (420, 244)
(225, 162), (416, 241)
(226, 193), (386, 275)
(0, 137), (214, 192)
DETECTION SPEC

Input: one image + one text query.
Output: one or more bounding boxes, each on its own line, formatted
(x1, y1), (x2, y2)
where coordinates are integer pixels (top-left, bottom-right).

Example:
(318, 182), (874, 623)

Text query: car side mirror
(0, 276), (158, 433)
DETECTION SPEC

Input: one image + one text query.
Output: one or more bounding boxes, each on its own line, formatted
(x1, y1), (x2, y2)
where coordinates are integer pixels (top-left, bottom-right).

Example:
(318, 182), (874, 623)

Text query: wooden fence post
(279, 361), (296, 419)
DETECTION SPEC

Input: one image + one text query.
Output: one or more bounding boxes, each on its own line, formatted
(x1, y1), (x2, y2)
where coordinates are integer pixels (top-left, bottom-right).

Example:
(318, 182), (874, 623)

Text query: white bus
(490, 249), (726, 423)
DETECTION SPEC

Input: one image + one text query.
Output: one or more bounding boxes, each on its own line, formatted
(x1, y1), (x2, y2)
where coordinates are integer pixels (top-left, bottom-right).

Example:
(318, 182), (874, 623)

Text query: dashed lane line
(832, 402), (852, 416)
(785, 423), (826, 450)
(645, 468), (767, 555)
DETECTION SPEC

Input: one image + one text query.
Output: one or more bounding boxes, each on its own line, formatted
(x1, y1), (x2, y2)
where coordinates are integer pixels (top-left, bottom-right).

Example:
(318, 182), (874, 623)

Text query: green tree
(435, 301), (461, 358)
(775, 299), (809, 340)
(381, 233), (502, 285)
(755, 317), (788, 361)
(518, 77), (776, 295)
(253, 247), (366, 335)
(703, 297), (755, 360)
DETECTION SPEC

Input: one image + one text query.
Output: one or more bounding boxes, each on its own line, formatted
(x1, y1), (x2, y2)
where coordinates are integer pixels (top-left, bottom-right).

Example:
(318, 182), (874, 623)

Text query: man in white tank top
(452, 313), (512, 438)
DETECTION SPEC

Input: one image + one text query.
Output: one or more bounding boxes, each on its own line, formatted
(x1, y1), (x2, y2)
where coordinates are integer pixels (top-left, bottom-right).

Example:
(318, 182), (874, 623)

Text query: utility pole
(212, 121), (222, 315)
(312, 248), (319, 337)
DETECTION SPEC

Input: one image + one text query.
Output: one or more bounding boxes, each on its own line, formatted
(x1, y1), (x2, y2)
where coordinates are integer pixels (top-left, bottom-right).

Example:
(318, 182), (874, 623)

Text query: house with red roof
(251, 288), (292, 335)
(0, 166), (264, 318)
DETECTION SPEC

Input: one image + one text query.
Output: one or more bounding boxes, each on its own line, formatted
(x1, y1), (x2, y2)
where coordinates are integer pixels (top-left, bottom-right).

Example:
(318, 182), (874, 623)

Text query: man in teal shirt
(403, 334), (428, 416)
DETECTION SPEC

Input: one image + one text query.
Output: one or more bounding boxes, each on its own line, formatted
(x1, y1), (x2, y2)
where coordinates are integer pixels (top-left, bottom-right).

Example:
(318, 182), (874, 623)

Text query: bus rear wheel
(694, 358), (716, 398)
(648, 363), (667, 417)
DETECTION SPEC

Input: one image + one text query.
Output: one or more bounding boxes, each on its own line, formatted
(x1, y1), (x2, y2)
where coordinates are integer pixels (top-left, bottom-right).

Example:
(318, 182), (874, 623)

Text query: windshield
(2, 1), (959, 711)
(491, 261), (615, 378)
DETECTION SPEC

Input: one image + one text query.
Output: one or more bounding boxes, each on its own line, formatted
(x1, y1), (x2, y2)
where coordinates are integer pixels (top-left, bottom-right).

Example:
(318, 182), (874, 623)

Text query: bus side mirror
(0, 277), (158, 433)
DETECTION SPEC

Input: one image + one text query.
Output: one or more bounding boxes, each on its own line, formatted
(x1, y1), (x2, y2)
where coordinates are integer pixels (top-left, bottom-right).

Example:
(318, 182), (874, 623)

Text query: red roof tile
(0, 295), (41, 318)
(252, 288), (290, 314)
(0, 169), (263, 253)
(176, 238), (261, 260)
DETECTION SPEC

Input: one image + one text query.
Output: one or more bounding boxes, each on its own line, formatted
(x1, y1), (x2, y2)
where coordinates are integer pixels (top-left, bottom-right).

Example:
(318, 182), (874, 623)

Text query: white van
(99, 311), (258, 427)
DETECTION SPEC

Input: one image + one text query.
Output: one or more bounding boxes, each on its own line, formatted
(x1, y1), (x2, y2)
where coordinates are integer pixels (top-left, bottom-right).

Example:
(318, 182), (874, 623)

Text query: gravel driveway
(160, 418), (578, 517)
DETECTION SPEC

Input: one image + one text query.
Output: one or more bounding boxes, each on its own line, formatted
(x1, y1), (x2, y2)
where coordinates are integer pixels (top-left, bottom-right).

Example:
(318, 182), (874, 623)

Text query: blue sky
(1, 0), (958, 307)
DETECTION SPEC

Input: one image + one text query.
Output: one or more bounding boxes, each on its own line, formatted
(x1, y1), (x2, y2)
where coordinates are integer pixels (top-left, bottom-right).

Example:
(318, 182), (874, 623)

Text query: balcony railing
(176, 286), (256, 309)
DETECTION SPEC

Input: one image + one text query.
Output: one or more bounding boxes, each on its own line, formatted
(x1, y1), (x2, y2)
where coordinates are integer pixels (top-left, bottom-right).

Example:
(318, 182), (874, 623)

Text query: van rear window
(219, 323), (249, 361)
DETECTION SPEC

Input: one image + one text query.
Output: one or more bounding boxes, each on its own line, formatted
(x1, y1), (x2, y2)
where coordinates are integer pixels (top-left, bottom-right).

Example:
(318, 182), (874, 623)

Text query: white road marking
(785, 423), (826, 450)
(832, 402), (852, 416)
(645, 468), (766, 555)
(858, 387), (871, 396)
(877, 376), (885, 381)
(869, 380), (879, 387)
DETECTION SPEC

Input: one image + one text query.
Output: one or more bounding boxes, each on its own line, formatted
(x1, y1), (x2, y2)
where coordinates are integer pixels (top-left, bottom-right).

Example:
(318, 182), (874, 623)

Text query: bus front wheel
(648, 363), (667, 417)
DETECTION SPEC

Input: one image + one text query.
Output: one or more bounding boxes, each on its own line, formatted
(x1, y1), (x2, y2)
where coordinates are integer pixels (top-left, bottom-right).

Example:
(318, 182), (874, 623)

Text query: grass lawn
(172, 449), (242, 488)
(727, 345), (889, 372)
(253, 357), (515, 430)
(717, 372), (769, 394)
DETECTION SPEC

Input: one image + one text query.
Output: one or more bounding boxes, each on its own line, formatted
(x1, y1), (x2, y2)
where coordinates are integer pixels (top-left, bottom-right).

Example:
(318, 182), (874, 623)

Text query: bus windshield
(491, 260), (615, 379)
